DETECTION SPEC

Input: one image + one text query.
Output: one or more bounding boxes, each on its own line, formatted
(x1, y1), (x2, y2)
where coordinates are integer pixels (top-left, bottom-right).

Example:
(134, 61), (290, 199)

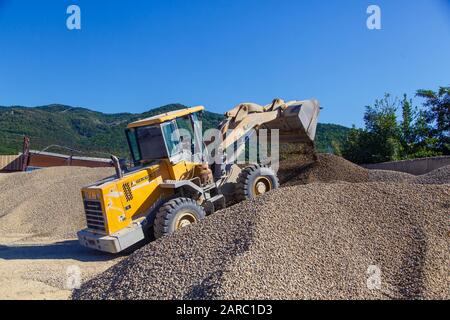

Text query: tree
(409, 109), (442, 158)
(399, 94), (414, 157)
(330, 139), (342, 156)
(342, 86), (448, 164)
(342, 126), (371, 163)
(343, 94), (401, 164)
(416, 87), (450, 155)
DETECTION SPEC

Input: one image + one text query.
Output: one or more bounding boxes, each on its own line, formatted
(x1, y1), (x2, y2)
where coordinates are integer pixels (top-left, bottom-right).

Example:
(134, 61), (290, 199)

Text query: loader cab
(125, 106), (204, 166)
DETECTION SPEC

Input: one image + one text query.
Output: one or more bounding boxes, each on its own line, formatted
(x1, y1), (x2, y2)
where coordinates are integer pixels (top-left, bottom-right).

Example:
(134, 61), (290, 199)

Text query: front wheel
(235, 165), (279, 201)
(153, 197), (206, 239)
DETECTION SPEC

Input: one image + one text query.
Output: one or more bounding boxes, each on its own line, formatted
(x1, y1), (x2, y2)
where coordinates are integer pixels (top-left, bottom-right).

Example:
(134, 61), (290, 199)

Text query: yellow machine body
(79, 159), (200, 252)
(83, 160), (197, 232)
(78, 107), (206, 253)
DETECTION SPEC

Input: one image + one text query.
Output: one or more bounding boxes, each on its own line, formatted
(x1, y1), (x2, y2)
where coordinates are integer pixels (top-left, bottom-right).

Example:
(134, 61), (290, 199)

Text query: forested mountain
(0, 104), (348, 157)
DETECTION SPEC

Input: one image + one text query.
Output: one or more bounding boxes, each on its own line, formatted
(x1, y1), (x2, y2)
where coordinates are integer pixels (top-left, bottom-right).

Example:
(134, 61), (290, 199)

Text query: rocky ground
(1, 155), (449, 300)
(73, 155), (450, 300)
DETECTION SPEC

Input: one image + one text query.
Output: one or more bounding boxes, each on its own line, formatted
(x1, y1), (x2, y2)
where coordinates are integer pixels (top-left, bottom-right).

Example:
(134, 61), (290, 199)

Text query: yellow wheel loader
(77, 98), (320, 253)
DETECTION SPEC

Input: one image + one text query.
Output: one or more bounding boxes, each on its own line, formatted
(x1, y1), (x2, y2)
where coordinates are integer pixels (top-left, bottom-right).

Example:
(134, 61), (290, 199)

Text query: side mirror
(110, 155), (123, 179)
(119, 158), (128, 172)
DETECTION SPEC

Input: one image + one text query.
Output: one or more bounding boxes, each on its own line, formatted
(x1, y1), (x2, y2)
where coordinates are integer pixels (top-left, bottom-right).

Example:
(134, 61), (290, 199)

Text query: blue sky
(0, 0), (449, 127)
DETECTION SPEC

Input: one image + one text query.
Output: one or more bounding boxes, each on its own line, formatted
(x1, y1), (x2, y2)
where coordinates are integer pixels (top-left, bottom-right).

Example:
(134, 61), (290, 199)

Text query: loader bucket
(264, 99), (321, 144)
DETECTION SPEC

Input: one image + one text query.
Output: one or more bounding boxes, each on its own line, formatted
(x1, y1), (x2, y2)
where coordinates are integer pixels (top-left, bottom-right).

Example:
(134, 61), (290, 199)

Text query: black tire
(153, 197), (206, 239)
(235, 165), (279, 201)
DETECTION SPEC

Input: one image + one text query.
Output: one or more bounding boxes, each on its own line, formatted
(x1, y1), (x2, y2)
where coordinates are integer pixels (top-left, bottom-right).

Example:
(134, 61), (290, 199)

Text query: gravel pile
(73, 182), (449, 300)
(279, 153), (449, 185)
(415, 165), (450, 185)
(282, 153), (369, 185)
(368, 170), (415, 183)
(0, 167), (113, 239)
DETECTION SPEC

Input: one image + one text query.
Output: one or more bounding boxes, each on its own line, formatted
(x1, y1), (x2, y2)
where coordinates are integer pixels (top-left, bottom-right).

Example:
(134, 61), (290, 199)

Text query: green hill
(315, 123), (350, 154)
(0, 104), (348, 157)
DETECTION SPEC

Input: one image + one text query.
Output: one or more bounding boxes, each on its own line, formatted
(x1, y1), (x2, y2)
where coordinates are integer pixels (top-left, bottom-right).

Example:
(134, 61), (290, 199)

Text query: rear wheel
(153, 197), (206, 239)
(235, 165), (279, 201)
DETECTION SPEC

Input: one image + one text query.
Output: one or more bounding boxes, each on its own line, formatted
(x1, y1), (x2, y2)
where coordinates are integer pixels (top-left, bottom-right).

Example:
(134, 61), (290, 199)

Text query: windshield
(161, 121), (182, 157)
(126, 121), (183, 163)
(126, 125), (168, 162)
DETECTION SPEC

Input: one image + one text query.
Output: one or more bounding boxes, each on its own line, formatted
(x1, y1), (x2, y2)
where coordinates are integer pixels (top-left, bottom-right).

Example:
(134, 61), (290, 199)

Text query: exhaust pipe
(111, 155), (123, 179)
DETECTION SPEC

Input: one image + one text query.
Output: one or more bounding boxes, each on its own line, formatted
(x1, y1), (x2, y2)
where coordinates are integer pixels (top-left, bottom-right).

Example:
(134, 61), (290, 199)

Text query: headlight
(83, 190), (100, 200)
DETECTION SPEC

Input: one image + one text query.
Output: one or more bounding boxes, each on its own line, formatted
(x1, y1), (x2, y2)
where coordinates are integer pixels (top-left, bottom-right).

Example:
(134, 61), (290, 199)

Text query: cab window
(161, 121), (182, 157)
(126, 129), (142, 162)
(136, 125), (168, 160)
(176, 115), (195, 154)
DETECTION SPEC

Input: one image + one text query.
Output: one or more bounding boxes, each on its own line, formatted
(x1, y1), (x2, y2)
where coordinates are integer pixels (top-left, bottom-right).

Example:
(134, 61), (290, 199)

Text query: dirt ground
(0, 234), (122, 300)
(0, 167), (120, 300)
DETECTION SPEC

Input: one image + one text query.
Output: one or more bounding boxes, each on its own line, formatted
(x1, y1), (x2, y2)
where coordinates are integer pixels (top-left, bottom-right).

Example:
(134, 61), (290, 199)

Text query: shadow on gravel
(0, 240), (116, 262)
(182, 235), (253, 300)
(394, 227), (427, 299)
(183, 270), (224, 300)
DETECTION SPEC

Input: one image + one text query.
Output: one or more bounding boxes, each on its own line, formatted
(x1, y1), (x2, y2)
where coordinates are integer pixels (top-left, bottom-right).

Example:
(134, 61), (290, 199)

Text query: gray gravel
(367, 165), (450, 185)
(2, 154), (446, 300)
(282, 153), (449, 185)
(415, 165), (450, 184)
(0, 166), (113, 239)
(72, 182), (449, 300)
(282, 153), (369, 185)
(369, 170), (415, 183)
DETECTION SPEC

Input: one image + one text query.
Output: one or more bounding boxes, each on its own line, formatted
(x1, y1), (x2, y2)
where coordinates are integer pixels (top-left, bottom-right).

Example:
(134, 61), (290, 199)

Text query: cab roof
(127, 106), (205, 129)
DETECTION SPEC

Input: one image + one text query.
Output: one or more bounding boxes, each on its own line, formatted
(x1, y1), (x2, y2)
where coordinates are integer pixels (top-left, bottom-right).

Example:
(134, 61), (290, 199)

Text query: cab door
(160, 119), (196, 181)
